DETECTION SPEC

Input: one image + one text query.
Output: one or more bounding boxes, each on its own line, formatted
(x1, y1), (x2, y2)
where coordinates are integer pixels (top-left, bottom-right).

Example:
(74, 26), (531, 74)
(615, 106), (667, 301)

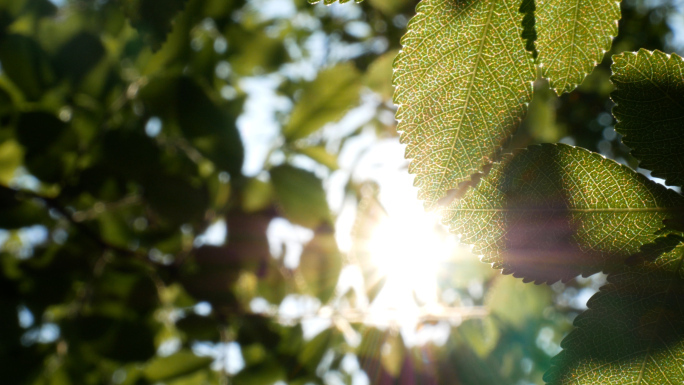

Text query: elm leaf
(393, 0), (535, 209)
(535, 0), (620, 94)
(442, 144), (684, 283)
(612, 49), (684, 187)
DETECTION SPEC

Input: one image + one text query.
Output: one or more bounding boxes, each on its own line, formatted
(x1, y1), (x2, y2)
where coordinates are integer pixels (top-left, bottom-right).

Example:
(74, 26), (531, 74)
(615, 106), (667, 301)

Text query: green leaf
(143, 349), (213, 381)
(364, 49), (398, 100)
(0, 34), (54, 100)
(177, 77), (244, 177)
(393, 0), (535, 209)
(270, 165), (331, 228)
(308, 0), (363, 4)
(121, 0), (188, 51)
(442, 144), (684, 283)
(296, 146), (339, 170)
(53, 32), (106, 85)
(545, 235), (684, 384)
(535, 0), (620, 94)
(284, 63), (361, 142)
(486, 275), (551, 328)
(299, 228), (342, 303)
(611, 49), (684, 187)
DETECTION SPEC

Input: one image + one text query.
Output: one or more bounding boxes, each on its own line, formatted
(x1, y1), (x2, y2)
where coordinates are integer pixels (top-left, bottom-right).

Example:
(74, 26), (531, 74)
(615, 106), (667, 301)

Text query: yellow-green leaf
(442, 144), (684, 283)
(393, 0), (535, 209)
(535, 0), (620, 94)
(284, 64), (361, 142)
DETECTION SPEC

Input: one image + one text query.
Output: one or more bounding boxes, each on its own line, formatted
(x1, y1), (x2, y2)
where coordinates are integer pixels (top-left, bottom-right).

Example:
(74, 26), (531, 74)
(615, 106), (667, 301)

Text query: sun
(365, 207), (455, 324)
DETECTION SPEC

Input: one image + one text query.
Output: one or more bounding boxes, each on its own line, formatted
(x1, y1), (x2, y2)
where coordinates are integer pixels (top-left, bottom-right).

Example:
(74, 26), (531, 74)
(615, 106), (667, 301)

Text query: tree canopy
(0, 0), (683, 384)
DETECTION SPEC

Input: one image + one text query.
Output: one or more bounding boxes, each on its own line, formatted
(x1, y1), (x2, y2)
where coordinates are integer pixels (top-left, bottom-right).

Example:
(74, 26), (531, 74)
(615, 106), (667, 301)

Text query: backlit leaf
(144, 349), (213, 381)
(270, 165), (331, 228)
(535, 0), (620, 94)
(299, 228), (342, 303)
(307, 0), (362, 4)
(612, 49), (684, 187)
(442, 144), (684, 283)
(284, 63), (361, 142)
(545, 235), (684, 384)
(393, 0), (535, 209)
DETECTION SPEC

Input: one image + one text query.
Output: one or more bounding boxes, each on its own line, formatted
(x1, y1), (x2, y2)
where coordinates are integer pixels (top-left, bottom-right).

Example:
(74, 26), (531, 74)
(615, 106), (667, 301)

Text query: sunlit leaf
(143, 349), (213, 381)
(296, 146), (339, 171)
(612, 49), (684, 187)
(284, 63), (361, 142)
(307, 0), (363, 5)
(0, 140), (22, 184)
(456, 317), (500, 358)
(535, 0), (620, 94)
(393, 0), (535, 209)
(486, 275), (551, 328)
(442, 144), (684, 283)
(364, 49), (398, 100)
(270, 165), (331, 228)
(299, 228), (342, 303)
(545, 235), (684, 384)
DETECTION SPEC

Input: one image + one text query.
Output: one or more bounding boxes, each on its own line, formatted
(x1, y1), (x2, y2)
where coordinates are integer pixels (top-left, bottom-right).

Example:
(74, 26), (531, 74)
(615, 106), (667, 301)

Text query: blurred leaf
(0, 140), (22, 184)
(53, 32), (105, 85)
(457, 318), (500, 358)
(121, 0), (188, 50)
(16, 111), (74, 183)
(270, 165), (330, 228)
(15, 111), (65, 152)
(283, 63), (361, 142)
(102, 129), (161, 181)
(176, 314), (220, 341)
(0, 34), (54, 100)
(486, 275), (551, 328)
(443, 144), (684, 283)
(368, 0), (411, 16)
(143, 173), (208, 224)
(299, 228), (342, 303)
(298, 328), (340, 371)
(364, 49), (398, 100)
(233, 358), (286, 385)
(380, 331), (405, 377)
(296, 146), (338, 171)
(612, 49), (684, 187)
(393, 0), (535, 209)
(144, 349), (213, 381)
(177, 76), (244, 177)
(241, 178), (273, 213)
(227, 25), (288, 76)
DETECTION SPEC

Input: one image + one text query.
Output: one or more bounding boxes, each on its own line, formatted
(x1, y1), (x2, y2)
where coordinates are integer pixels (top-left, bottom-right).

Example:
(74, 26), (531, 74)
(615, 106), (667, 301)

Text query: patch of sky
(145, 116), (162, 137)
(266, 218), (314, 268)
(193, 341), (246, 375)
(237, 75), (292, 176)
(194, 219), (227, 247)
(22, 323), (60, 345)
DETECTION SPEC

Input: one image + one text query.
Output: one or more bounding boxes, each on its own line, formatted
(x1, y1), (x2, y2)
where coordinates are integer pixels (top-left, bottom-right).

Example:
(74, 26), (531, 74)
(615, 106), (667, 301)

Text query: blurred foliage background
(0, 0), (681, 384)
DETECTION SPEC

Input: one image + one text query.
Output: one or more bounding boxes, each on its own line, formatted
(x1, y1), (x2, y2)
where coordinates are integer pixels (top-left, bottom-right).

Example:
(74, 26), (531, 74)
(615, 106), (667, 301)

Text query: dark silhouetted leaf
(0, 34), (54, 100)
(612, 49), (684, 187)
(545, 235), (684, 384)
